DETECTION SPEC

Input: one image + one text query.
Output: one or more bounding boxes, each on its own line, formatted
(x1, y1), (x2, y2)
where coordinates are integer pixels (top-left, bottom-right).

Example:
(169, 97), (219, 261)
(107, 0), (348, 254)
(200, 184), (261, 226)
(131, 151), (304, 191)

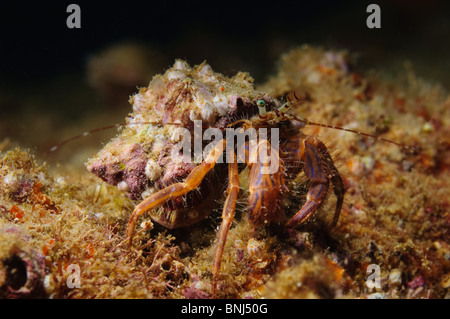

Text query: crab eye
(257, 100), (266, 107)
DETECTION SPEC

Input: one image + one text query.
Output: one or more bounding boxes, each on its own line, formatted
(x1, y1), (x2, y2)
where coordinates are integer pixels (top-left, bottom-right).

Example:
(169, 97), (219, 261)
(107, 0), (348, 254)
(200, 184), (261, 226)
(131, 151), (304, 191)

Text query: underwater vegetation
(0, 45), (449, 299)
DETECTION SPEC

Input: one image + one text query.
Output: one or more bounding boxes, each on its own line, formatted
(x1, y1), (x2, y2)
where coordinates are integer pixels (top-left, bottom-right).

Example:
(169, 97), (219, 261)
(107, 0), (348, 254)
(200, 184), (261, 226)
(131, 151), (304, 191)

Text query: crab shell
(86, 60), (277, 229)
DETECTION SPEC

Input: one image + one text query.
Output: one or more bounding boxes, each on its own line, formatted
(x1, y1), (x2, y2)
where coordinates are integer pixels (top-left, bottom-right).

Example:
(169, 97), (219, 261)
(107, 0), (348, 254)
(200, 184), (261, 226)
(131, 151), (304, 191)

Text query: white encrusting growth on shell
(191, 85), (217, 125)
(213, 93), (229, 116)
(200, 102), (216, 124)
(197, 63), (214, 78)
(117, 181), (130, 192)
(128, 113), (146, 131)
(131, 92), (147, 113)
(149, 76), (165, 95)
(173, 59), (191, 71)
(151, 136), (167, 154)
(145, 159), (163, 181)
(167, 70), (187, 82)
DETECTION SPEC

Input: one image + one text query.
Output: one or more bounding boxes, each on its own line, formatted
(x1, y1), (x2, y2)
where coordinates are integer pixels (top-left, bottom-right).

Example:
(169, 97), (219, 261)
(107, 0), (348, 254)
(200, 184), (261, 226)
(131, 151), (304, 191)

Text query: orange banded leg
(286, 138), (330, 228)
(126, 139), (226, 243)
(286, 181), (329, 227)
(211, 150), (239, 298)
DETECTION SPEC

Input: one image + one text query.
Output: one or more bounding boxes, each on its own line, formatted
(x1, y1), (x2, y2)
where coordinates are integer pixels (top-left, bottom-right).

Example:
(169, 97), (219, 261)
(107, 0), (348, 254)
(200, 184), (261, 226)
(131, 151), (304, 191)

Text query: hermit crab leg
(286, 136), (333, 228)
(246, 140), (287, 226)
(315, 139), (345, 226)
(212, 149), (239, 298)
(126, 139), (226, 243)
(286, 181), (330, 228)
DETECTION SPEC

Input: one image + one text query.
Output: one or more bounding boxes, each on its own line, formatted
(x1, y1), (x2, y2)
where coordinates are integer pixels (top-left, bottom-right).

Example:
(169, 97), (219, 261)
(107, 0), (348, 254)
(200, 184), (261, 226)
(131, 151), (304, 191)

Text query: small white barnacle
(200, 102), (216, 125)
(117, 181), (130, 192)
(173, 59), (191, 72)
(149, 76), (165, 94)
(145, 159), (163, 181)
(212, 93), (229, 116)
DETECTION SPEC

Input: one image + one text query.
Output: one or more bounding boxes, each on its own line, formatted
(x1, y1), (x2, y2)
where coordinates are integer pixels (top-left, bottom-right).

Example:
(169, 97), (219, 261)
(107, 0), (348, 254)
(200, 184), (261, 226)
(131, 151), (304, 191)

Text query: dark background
(0, 0), (449, 154)
(1, 0), (449, 83)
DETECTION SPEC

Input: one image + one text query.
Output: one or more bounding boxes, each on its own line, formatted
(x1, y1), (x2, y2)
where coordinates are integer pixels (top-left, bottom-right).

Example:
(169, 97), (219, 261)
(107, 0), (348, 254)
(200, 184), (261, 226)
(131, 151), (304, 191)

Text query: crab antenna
(289, 113), (416, 152)
(284, 88), (416, 152)
(46, 121), (183, 154)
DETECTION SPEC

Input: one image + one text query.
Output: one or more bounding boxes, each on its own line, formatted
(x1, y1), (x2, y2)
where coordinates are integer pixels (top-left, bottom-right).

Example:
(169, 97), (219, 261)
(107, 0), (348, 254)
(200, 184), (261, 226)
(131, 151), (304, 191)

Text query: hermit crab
(84, 60), (410, 297)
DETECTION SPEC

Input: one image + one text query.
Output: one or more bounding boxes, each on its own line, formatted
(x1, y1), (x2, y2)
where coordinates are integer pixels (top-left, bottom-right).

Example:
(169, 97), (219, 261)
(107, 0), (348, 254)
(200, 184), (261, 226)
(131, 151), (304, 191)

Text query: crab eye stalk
(257, 99), (267, 118)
